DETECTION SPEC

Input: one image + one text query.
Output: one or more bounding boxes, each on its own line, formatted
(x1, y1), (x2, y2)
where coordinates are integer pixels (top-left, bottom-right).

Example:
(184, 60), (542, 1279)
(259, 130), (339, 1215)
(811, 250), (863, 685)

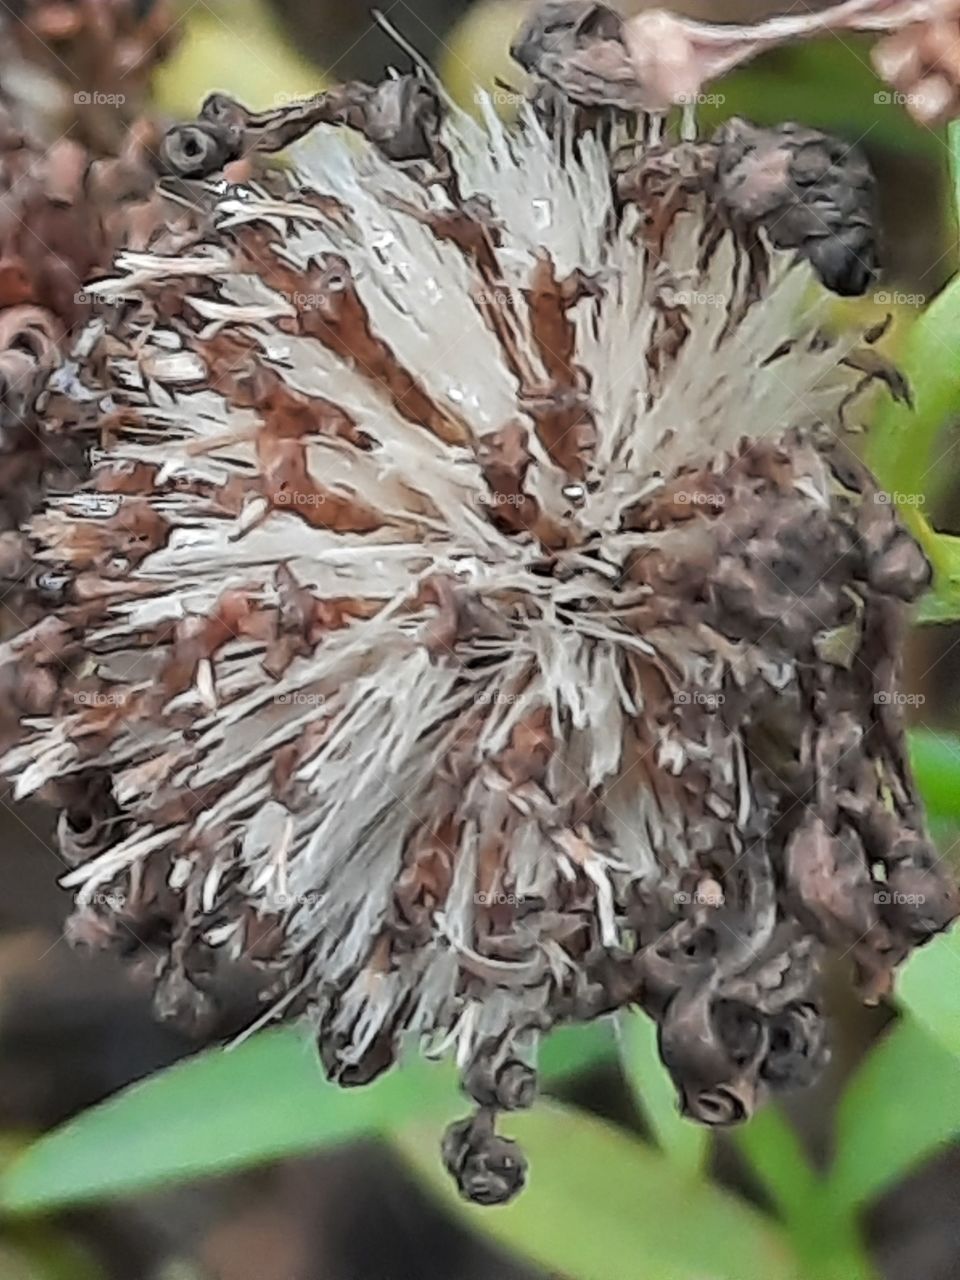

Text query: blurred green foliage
(4, 924), (960, 1280)
(153, 0), (324, 116)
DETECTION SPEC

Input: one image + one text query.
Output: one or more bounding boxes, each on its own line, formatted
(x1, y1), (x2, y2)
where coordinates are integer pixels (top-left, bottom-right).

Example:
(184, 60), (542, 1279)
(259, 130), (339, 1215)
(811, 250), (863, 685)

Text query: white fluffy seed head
(1, 98), (925, 1100)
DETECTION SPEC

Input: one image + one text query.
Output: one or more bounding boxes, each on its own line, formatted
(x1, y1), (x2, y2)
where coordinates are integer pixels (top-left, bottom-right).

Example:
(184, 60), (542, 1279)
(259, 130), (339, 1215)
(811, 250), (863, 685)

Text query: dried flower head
(2, 12), (957, 1204)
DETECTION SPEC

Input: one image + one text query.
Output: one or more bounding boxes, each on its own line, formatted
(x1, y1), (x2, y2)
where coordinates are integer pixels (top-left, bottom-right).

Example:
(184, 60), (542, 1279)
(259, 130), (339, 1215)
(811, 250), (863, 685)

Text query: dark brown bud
(318, 1029), (396, 1087)
(712, 118), (880, 297)
(511, 0), (623, 70)
(200, 92), (250, 143)
(881, 837), (960, 942)
(158, 123), (241, 179)
(658, 988), (767, 1126)
(358, 78), (443, 163)
(442, 1113), (528, 1206)
(510, 0), (645, 113)
(857, 496), (932, 601)
(868, 534), (932, 601)
(760, 1002), (828, 1090)
(784, 817), (878, 946)
(464, 1044), (538, 1110)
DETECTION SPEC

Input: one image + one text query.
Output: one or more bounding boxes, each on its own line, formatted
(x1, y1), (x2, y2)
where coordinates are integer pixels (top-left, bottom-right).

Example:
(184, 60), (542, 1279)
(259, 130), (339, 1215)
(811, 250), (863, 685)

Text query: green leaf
(619, 1011), (708, 1175)
(909, 728), (960, 819)
(911, 528), (960, 625)
(830, 1016), (960, 1210)
(734, 1111), (876, 1280)
(896, 924), (960, 1057)
(0, 1029), (462, 1214)
(949, 119), (960, 220)
(394, 1102), (802, 1280)
(537, 1018), (617, 1081)
(0, 1019), (616, 1215)
(857, 255), (960, 626)
(866, 280), (960, 516)
(734, 1107), (819, 1227)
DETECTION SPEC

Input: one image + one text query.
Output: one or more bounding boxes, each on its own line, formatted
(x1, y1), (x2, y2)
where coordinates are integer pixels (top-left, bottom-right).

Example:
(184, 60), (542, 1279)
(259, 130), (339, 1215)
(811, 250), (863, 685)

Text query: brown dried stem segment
(158, 78), (447, 180)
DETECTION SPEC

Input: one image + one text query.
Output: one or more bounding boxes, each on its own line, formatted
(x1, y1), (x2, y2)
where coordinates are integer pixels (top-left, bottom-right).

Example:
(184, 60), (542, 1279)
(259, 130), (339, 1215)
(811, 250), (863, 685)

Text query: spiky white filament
(2, 99), (859, 1057)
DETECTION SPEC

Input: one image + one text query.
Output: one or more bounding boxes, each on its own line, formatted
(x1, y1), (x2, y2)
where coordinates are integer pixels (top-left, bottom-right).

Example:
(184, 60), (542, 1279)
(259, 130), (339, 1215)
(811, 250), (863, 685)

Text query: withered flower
(1, 14), (957, 1205)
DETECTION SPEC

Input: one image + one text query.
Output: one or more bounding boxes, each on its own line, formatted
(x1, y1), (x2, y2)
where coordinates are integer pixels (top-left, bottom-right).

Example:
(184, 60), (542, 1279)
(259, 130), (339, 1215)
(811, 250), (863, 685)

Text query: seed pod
(658, 988), (768, 1126)
(712, 118), (880, 296)
(464, 1038), (539, 1110)
(441, 1112), (528, 1206)
(510, 0), (637, 110)
(761, 1002), (828, 1090)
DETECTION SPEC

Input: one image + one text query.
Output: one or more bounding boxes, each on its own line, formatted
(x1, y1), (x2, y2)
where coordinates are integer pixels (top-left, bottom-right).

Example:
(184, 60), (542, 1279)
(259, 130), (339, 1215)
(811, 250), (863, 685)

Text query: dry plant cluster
(0, 0), (957, 1204)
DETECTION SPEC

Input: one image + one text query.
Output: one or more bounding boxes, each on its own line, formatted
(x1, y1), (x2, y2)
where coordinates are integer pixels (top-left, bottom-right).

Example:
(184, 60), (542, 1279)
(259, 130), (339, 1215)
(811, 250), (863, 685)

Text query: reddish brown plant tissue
(0, 2), (956, 1206)
(0, 0), (186, 627)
